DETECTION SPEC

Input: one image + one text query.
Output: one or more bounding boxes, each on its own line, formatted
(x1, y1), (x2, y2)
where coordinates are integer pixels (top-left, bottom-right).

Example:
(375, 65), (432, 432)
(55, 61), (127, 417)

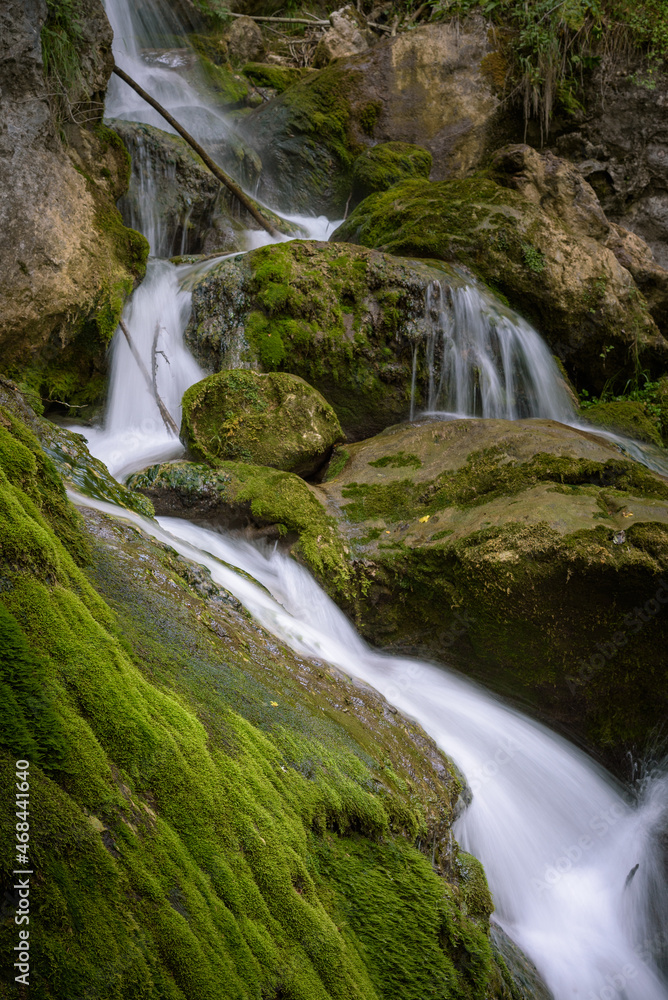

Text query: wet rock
(313, 7), (374, 68)
(236, 18), (501, 214)
(0, 0), (148, 411)
(555, 62), (668, 268)
(227, 16), (265, 65)
(184, 240), (463, 440)
(180, 369), (344, 475)
(351, 141), (432, 208)
(332, 147), (668, 393)
(317, 417), (668, 753)
(583, 400), (663, 447)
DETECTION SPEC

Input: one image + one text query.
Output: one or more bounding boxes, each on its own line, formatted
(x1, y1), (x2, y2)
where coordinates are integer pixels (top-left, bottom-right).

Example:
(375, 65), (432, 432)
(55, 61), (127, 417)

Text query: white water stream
(74, 0), (668, 995)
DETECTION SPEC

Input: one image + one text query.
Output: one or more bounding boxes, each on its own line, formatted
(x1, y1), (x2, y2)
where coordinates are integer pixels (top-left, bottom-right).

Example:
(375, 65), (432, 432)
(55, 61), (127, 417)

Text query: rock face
(318, 418), (668, 752)
(184, 240), (463, 440)
(0, 0), (148, 411)
(556, 63), (668, 268)
(333, 145), (668, 393)
(236, 19), (501, 214)
(180, 369), (344, 475)
(351, 141), (433, 209)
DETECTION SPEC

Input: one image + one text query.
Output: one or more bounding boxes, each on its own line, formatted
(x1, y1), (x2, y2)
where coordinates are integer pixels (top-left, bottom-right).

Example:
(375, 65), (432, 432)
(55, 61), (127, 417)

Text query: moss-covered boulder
(236, 20), (501, 214)
(583, 400), (664, 447)
(351, 142), (433, 208)
(332, 147), (668, 394)
(316, 418), (668, 754)
(181, 369), (344, 475)
(0, 407), (538, 999)
(0, 0), (148, 412)
(128, 458), (355, 601)
(185, 240), (463, 440)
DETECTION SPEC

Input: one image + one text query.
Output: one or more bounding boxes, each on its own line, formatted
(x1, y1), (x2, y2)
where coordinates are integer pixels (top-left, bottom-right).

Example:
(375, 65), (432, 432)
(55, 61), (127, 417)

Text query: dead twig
(119, 319), (179, 436)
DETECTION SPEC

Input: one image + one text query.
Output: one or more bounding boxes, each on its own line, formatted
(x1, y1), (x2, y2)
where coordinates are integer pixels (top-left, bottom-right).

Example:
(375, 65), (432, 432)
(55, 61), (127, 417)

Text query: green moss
(180, 369), (343, 475)
(324, 447), (352, 481)
(368, 452), (422, 469)
(243, 62), (307, 92)
(583, 399), (664, 446)
(341, 447), (668, 523)
(0, 411), (510, 999)
(198, 55), (250, 104)
(352, 142), (432, 206)
(358, 101), (383, 137)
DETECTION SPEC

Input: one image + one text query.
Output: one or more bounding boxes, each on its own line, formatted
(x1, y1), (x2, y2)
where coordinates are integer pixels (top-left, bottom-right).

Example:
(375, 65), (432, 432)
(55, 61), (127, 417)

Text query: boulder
(351, 141), (433, 208)
(236, 18), (502, 214)
(318, 417), (668, 752)
(313, 7), (373, 68)
(0, 0), (148, 412)
(180, 369), (344, 476)
(184, 240), (464, 440)
(227, 16), (265, 65)
(332, 146), (668, 393)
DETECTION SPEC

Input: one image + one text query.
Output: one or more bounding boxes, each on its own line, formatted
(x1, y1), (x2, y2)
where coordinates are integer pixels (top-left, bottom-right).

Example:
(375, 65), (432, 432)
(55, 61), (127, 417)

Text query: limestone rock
(313, 7), (373, 68)
(180, 369), (344, 476)
(0, 0), (148, 411)
(184, 240), (463, 440)
(319, 417), (668, 752)
(227, 16), (265, 65)
(237, 18), (501, 214)
(332, 150), (668, 393)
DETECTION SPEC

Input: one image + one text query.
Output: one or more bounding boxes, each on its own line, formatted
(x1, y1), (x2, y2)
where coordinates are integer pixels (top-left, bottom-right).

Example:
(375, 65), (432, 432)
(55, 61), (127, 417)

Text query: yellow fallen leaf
(419, 515), (430, 523)
(385, 530), (391, 534)
(270, 701), (278, 707)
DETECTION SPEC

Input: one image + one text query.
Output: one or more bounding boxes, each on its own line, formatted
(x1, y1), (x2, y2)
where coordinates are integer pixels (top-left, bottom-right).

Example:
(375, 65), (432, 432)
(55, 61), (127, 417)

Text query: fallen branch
(221, 11), (329, 24)
(119, 319), (179, 436)
(112, 65), (279, 237)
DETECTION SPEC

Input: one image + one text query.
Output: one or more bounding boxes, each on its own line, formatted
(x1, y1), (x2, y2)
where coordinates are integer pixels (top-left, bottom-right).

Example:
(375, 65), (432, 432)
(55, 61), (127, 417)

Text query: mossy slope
(0, 411), (528, 999)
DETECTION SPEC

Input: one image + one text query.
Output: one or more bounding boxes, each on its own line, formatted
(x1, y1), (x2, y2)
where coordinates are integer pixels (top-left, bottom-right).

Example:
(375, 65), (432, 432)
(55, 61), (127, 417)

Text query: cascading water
(75, 1), (668, 997)
(414, 279), (574, 423)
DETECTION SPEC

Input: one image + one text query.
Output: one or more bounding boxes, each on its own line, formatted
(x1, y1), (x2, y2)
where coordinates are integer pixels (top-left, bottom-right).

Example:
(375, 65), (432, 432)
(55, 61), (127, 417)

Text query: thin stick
(119, 319), (179, 436)
(112, 65), (279, 237)
(222, 11), (329, 24)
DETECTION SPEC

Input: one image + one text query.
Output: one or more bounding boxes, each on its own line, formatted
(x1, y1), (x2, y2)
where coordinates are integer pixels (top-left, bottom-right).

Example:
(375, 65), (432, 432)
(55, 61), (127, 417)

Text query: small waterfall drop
(413, 278), (575, 422)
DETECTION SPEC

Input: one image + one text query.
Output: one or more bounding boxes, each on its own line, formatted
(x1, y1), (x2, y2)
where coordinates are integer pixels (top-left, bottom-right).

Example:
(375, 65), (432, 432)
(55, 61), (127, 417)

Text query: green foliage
(41, 0), (85, 119)
(428, 0), (668, 133)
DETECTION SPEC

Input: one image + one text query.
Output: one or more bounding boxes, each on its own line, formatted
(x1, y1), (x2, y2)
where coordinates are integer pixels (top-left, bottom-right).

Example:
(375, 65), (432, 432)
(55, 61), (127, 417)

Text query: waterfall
(70, 490), (668, 1000)
(413, 278), (575, 422)
(71, 3), (668, 997)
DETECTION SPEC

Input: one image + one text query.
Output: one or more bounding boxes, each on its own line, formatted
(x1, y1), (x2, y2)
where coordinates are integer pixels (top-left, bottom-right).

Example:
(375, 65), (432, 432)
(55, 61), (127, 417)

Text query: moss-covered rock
(0, 408), (534, 1000)
(181, 369), (344, 475)
(243, 61), (308, 94)
(185, 239), (463, 440)
(351, 141), (433, 208)
(236, 20), (501, 214)
(0, 3), (148, 413)
(583, 400), (664, 447)
(316, 418), (668, 755)
(128, 458), (355, 602)
(332, 148), (668, 394)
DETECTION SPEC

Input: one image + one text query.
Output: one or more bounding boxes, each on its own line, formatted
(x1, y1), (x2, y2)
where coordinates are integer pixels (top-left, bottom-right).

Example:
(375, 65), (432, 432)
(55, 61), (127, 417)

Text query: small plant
(521, 242), (546, 274)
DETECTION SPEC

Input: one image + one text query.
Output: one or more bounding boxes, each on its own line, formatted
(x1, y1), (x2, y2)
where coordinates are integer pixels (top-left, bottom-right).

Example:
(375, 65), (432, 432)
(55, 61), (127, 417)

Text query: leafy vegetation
(41, 0), (86, 121)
